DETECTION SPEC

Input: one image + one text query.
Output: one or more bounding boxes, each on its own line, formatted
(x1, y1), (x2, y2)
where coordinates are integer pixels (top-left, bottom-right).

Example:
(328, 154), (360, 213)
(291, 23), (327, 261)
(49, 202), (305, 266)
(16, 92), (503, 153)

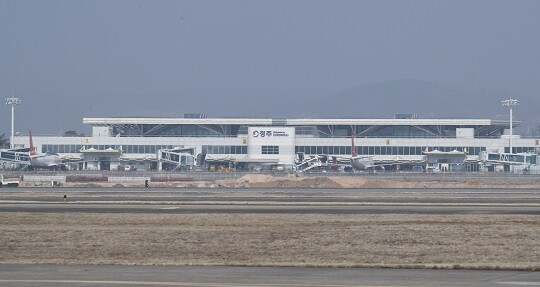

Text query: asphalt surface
(1, 187), (539, 214)
(0, 188), (538, 285)
(0, 264), (538, 287)
(1, 203), (539, 215)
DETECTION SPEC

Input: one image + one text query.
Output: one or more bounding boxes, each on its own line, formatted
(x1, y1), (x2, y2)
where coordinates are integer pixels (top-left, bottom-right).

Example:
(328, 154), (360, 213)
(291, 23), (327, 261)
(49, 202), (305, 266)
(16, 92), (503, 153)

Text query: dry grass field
(0, 212), (538, 270)
(34, 174), (540, 189)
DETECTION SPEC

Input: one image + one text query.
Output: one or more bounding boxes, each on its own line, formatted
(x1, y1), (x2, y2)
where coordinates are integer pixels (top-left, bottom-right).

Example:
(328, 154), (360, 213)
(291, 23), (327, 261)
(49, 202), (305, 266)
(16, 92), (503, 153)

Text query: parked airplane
(28, 131), (63, 169)
(295, 136), (389, 173)
(350, 135), (380, 171)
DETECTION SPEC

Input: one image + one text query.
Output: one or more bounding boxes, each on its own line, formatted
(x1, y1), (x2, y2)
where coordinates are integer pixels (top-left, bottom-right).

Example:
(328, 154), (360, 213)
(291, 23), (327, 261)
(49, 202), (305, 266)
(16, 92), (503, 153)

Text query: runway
(0, 188), (538, 283)
(0, 202), (539, 215)
(1, 187), (539, 215)
(0, 264), (538, 287)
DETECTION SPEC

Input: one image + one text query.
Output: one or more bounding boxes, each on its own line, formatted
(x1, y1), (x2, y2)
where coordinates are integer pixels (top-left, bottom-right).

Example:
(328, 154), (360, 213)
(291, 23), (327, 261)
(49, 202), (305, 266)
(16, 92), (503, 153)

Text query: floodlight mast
(5, 97), (21, 149)
(501, 99), (519, 154)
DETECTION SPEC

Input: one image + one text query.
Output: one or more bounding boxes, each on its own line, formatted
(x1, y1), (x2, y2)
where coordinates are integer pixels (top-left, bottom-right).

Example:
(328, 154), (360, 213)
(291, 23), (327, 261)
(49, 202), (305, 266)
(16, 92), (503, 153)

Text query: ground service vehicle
(0, 174), (19, 187)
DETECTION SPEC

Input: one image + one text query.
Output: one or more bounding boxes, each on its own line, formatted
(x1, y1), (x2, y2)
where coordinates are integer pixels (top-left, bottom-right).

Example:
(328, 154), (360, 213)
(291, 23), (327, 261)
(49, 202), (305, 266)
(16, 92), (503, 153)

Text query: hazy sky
(1, 0), (539, 134)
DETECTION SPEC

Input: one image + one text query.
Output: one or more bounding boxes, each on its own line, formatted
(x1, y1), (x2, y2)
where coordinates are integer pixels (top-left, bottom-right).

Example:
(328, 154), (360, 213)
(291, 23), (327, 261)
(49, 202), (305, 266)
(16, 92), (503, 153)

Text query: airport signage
(248, 127), (295, 144)
(247, 127), (295, 164)
(251, 130), (290, 138)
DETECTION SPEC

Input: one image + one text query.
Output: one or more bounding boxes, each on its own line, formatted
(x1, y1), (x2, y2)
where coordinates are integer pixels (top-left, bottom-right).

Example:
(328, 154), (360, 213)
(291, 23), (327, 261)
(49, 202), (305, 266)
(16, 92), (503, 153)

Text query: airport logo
(251, 130), (290, 138)
(252, 130), (272, 137)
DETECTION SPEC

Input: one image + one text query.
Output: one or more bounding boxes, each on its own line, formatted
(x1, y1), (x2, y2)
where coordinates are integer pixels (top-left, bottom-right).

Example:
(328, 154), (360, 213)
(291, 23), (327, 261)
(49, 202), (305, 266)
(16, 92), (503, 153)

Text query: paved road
(0, 264), (538, 287)
(1, 188), (539, 214)
(0, 203), (539, 214)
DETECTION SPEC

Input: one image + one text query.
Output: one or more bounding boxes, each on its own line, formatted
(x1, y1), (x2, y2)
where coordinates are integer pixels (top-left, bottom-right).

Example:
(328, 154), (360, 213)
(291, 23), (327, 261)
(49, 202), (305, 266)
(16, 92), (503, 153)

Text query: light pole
(501, 98), (519, 154)
(5, 97), (21, 149)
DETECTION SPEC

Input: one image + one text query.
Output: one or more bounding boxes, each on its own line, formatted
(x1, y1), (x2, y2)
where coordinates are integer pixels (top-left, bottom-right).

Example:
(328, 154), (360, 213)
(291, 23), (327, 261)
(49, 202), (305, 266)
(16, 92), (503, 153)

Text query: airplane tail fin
(351, 134), (357, 157)
(29, 131), (37, 156)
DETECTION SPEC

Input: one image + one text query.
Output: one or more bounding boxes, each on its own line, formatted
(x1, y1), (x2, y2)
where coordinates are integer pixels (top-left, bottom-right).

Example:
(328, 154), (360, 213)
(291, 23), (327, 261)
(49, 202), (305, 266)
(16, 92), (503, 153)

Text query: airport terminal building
(8, 113), (540, 172)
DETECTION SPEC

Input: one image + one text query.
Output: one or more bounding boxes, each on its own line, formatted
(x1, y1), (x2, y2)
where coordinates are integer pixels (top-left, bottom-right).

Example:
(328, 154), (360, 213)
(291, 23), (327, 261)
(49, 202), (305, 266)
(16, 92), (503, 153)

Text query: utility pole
(501, 99), (519, 154)
(5, 97), (21, 149)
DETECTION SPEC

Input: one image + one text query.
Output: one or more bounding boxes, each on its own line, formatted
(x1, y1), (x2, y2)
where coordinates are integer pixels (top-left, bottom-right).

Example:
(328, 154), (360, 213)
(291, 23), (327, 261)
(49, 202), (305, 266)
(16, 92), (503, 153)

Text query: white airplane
(28, 131), (63, 169)
(350, 135), (379, 171)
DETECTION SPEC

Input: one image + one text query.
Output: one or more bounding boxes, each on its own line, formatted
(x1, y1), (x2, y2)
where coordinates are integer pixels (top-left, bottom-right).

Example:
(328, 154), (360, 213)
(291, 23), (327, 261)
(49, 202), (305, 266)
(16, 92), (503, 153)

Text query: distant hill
(5, 79), (537, 136)
(299, 79), (539, 135)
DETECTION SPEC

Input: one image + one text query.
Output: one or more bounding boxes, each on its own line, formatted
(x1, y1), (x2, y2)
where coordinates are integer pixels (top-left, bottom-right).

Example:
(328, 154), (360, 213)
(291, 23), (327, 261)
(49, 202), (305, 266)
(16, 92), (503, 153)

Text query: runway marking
(161, 207), (181, 210)
(0, 279), (403, 287)
(1, 200), (539, 207)
(496, 282), (540, 286)
(56, 267), (86, 273)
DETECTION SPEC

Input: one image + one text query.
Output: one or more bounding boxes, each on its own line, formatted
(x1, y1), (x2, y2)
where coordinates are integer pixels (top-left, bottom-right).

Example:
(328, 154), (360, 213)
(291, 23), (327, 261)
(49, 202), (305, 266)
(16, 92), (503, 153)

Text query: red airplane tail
(29, 131), (37, 156)
(351, 134), (357, 157)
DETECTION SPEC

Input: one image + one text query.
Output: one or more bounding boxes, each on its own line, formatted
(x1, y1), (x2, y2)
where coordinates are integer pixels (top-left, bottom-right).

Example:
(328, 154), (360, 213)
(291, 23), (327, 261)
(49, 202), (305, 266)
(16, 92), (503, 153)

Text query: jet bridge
(484, 152), (537, 165)
(0, 149), (30, 163)
(158, 147), (196, 171)
(482, 152), (538, 173)
(0, 149), (30, 170)
(295, 155), (325, 173)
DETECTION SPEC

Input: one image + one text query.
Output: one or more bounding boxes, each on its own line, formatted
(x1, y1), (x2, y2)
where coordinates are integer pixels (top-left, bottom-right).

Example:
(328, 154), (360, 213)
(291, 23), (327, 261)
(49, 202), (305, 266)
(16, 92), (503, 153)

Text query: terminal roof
(83, 117), (509, 126)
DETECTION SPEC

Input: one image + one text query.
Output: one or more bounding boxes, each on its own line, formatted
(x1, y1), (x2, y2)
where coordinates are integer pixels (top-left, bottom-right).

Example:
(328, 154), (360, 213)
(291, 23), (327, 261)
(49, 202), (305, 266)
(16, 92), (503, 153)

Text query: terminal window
(262, 145), (279, 155)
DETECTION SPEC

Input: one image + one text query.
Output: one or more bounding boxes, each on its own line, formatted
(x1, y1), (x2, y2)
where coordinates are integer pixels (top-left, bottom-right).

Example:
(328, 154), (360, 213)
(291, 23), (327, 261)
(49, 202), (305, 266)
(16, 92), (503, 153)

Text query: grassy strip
(0, 212), (538, 270)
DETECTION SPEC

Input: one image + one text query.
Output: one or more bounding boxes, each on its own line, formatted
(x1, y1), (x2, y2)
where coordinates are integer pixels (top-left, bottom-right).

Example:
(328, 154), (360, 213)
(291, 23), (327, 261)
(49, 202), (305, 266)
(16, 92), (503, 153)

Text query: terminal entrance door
(99, 157), (111, 171)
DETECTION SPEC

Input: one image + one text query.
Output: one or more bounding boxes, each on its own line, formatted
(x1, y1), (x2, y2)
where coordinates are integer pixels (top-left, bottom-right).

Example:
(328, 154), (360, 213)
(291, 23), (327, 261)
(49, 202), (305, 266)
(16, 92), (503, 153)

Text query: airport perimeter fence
(2, 171), (240, 184)
(3, 170), (540, 184)
(301, 171), (540, 181)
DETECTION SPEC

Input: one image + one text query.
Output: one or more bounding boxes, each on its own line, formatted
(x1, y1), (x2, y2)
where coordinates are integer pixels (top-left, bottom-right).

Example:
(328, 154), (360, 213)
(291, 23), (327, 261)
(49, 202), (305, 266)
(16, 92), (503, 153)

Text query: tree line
(0, 133), (9, 148)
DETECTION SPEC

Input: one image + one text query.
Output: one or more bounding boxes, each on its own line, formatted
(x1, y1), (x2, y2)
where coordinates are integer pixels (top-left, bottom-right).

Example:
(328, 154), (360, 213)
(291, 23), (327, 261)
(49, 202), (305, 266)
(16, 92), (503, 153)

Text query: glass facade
(504, 147), (538, 153)
(106, 123), (506, 138)
(295, 146), (487, 156)
(262, 145), (279, 154)
(114, 125), (239, 137)
(41, 144), (532, 156)
(366, 126), (440, 138)
(202, 145), (247, 154)
(42, 145), (177, 154)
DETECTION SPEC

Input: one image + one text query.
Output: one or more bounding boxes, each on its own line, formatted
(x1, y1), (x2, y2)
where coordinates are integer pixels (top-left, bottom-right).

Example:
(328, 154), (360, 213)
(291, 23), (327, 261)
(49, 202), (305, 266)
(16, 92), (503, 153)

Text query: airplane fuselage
(30, 155), (62, 168)
(351, 156), (375, 170)
(27, 131), (64, 169)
